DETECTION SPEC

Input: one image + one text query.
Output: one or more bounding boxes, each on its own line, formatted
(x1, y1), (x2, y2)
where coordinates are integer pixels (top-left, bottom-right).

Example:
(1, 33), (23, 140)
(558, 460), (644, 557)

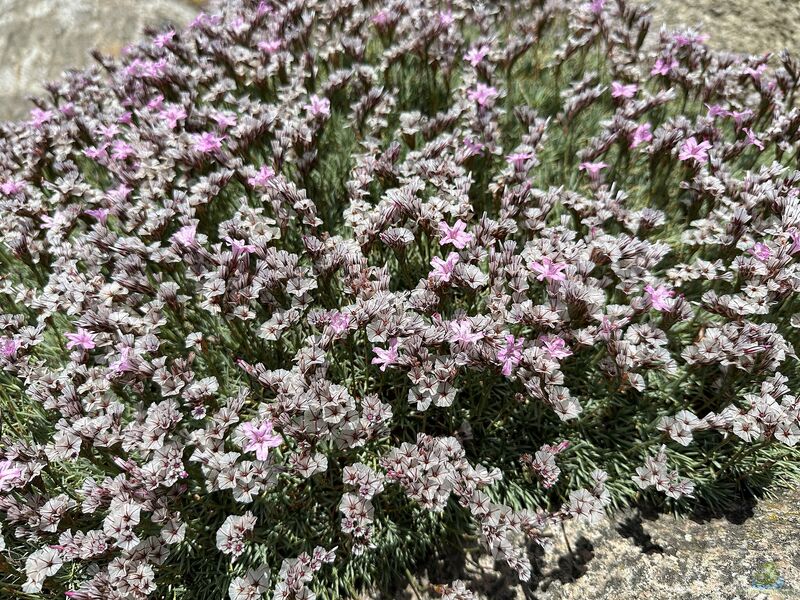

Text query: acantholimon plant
(0, 0), (799, 598)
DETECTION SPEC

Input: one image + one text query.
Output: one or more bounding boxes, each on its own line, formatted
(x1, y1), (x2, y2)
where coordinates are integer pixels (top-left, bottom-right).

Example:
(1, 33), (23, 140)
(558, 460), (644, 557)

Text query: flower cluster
(520, 440), (570, 489)
(0, 0), (799, 597)
(435, 580), (476, 600)
(632, 446), (695, 500)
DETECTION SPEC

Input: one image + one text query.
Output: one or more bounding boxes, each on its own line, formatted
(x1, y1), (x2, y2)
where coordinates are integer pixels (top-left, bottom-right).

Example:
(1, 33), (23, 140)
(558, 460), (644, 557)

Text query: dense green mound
(0, 0), (798, 598)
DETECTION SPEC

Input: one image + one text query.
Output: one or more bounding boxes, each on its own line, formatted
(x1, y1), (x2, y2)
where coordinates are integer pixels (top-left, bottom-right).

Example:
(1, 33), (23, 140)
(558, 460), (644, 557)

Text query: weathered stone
(385, 487), (799, 599)
(0, 0), (200, 121)
(635, 0), (800, 56)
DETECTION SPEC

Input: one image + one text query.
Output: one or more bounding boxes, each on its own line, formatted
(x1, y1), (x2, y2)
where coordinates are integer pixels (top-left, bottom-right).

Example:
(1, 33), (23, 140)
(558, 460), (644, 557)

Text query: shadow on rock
(689, 489), (758, 526)
(539, 536), (595, 588)
(616, 514), (664, 554)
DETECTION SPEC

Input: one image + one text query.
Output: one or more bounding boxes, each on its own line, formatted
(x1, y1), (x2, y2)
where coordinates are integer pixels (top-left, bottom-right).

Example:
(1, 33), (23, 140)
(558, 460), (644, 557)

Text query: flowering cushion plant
(0, 0), (799, 597)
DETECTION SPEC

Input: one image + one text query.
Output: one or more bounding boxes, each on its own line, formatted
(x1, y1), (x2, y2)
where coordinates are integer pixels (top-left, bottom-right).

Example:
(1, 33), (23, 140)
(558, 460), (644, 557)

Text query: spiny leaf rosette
(0, 0), (799, 598)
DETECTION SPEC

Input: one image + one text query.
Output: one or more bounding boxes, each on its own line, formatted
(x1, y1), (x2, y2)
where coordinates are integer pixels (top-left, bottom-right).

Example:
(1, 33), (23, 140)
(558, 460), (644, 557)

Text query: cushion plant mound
(0, 0), (799, 598)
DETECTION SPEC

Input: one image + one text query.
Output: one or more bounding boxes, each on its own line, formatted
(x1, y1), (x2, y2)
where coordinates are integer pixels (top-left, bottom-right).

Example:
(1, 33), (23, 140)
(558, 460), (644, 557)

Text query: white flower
(23, 548), (63, 594)
(228, 565), (270, 600)
(774, 421), (800, 446)
(216, 512), (257, 559)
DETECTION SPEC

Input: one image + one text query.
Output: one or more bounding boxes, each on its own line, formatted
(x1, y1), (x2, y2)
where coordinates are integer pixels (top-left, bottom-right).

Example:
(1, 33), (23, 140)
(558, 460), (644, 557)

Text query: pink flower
(153, 30), (175, 48)
(506, 152), (535, 170)
(110, 140), (135, 161)
(651, 56), (678, 76)
(467, 83), (499, 107)
(672, 33), (691, 46)
(644, 284), (675, 311)
(247, 165), (275, 188)
(109, 347), (133, 374)
(230, 16), (247, 34)
(84, 145), (108, 160)
(0, 461), (21, 492)
(172, 224), (198, 247)
(304, 95), (331, 118)
(630, 123), (653, 149)
(241, 420), (282, 461)
(192, 132), (225, 154)
(589, 0), (606, 13)
(107, 184), (132, 204)
(611, 81), (637, 99)
(371, 10), (390, 26)
(578, 161), (608, 179)
(65, 328), (96, 350)
(743, 128), (764, 150)
(330, 312), (351, 334)
(190, 12), (221, 29)
(463, 137), (485, 157)
(497, 335), (523, 376)
(673, 31), (708, 47)
(147, 95), (165, 111)
(544, 440), (571, 455)
(224, 237), (257, 257)
(745, 64), (767, 81)
(678, 137), (711, 164)
(439, 220), (474, 249)
(599, 315), (619, 337)
(1, 338), (20, 357)
(541, 335), (573, 360)
(212, 112), (238, 130)
(464, 45), (490, 67)
(749, 242), (771, 262)
(705, 103), (730, 119)
(371, 338), (399, 371)
(144, 59), (167, 79)
(97, 123), (119, 139)
(160, 106), (187, 129)
(29, 108), (53, 127)
(438, 10), (455, 27)
(430, 252), (460, 283)
(122, 59), (146, 78)
(530, 257), (567, 282)
(258, 39), (282, 53)
(0, 180), (26, 195)
(731, 109), (754, 129)
(449, 320), (484, 347)
(84, 208), (109, 224)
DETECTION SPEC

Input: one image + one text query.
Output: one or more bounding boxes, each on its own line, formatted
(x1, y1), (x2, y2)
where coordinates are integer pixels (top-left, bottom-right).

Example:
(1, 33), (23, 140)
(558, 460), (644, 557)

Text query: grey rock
(635, 0), (800, 57)
(0, 0), (200, 121)
(381, 487), (799, 599)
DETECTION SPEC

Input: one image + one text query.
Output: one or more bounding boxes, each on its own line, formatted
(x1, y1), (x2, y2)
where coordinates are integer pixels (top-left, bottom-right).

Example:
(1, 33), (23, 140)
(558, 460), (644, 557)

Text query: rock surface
(0, 0), (200, 121)
(1, 1), (797, 121)
(639, 0), (800, 57)
(391, 487), (800, 599)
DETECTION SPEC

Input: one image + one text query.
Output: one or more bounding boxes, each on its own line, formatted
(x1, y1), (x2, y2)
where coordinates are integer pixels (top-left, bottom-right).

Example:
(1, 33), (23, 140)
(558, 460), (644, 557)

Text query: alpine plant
(0, 0), (799, 598)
